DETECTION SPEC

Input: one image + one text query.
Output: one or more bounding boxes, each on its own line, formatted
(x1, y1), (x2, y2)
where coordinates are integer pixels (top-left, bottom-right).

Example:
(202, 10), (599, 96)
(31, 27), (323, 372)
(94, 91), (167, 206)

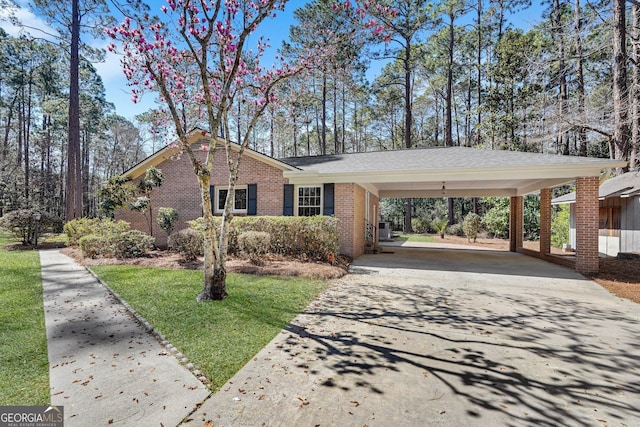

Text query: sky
(1, 0), (544, 124)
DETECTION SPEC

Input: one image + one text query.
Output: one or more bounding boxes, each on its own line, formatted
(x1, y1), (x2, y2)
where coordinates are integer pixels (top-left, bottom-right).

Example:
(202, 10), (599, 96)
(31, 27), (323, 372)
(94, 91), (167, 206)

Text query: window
(297, 186), (322, 216)
(217, 186), (247, 213)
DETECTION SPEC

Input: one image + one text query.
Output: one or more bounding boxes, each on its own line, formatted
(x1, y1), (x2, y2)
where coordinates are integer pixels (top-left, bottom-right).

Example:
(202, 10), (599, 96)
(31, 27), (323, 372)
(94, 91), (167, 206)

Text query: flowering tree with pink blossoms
(107, 0), (393, 301)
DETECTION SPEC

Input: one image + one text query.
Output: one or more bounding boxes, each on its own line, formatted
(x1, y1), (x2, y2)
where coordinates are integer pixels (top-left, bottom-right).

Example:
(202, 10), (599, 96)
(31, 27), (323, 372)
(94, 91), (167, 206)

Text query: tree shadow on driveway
(280, 273), (640, 427)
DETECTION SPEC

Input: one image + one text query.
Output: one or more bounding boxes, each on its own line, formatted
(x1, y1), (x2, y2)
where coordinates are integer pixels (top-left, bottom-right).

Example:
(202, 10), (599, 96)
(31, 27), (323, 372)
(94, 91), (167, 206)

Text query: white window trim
(295, 185), (323, 217)
(215, 185), (248, 214)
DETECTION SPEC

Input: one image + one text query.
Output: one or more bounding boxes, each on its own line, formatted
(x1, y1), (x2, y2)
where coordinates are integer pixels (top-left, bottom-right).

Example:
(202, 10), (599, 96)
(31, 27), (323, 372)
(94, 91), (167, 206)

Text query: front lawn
(0, 233), (50, 405)
(90, 266), (327, 391)
(395, 233), (436, 243)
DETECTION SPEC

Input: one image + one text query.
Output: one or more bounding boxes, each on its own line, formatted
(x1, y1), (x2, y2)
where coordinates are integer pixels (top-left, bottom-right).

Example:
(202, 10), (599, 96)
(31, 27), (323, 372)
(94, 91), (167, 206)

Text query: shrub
(188, 216), (340, 261)
(78, 234), (109, 258)
(113, 230), (155, 259)
(157, 207), (178, 235)
(168, 228), (204, 260)
(446, 222), (464, 237)
(551, 204), (570, 248)
(411, 216), (430, 234)
(64, 217), (130, 247)
(483, 206), (509, 238)
(78, 230), (154, 259)
(463, 212), (482, 243)
(0, 209), (63, 245)
(238, 231), (271, 264)
(68, 217), (154, 259)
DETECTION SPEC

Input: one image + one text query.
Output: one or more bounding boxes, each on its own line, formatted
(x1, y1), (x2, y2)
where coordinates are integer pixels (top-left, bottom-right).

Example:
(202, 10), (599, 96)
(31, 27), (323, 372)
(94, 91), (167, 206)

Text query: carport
(284, 147), (626, 275)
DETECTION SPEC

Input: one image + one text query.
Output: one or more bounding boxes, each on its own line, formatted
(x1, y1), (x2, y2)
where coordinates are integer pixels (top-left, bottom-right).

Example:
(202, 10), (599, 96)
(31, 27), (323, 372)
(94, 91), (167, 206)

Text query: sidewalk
(40, 249), (210, 427)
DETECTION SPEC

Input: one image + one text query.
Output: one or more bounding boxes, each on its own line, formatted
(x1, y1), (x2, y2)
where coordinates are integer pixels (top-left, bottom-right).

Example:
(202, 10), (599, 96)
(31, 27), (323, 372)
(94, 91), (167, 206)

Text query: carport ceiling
(282, 147), (627, 198)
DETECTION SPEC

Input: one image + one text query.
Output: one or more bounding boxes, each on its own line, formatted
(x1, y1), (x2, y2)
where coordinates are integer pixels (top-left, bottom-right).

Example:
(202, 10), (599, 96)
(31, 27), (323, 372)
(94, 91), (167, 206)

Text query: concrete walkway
(40, 249), (210, 427)
(185, 246), (640, 427)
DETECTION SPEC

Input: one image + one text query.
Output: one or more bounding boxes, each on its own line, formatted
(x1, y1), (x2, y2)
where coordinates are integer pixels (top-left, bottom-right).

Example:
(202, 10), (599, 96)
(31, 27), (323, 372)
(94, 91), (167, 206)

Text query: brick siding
(575, 176), (599, 274)
(116, 144), (288, 247)
(539, 188), (552, 255)
(334, 183), (369, 258)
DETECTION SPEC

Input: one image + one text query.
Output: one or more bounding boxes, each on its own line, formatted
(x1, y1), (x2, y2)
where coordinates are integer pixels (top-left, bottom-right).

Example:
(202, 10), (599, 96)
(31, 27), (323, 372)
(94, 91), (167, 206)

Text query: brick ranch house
(116, 130), (625, 275)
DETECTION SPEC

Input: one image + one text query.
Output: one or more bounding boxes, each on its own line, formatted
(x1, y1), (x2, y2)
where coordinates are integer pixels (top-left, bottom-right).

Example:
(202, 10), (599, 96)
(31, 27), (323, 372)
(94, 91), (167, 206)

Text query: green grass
(395, 233), (436, 243)
(0, 232), (50, 405)
(90, 266), (327, 391)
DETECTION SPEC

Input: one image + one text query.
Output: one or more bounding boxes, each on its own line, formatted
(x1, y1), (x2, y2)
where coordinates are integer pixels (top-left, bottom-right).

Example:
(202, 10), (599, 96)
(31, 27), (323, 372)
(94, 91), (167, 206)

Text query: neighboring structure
(552, 171), (640, 257)
(116, 129), (625, 274)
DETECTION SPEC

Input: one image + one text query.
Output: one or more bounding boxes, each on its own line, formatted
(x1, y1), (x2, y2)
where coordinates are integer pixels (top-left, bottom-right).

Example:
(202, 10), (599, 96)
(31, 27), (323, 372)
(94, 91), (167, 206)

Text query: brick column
(539, 188), (552, 256)
(509, 196), (523, 252)
(575, 176), (599, 275)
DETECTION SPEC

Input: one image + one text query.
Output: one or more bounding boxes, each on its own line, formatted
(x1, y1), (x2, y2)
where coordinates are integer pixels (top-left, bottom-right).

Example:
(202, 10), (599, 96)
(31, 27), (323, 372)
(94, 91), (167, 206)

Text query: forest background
(0, 0), (636, 232)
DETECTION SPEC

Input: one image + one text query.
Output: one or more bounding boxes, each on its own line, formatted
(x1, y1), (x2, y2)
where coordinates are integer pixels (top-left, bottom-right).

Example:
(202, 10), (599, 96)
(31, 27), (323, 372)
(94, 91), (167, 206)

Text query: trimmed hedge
(185, 216), (340, 261)
(168, 228), (203, 260)
(238, 231), (271, 263)
(64, 217), (130, 247)
(66, 217), (155, 259)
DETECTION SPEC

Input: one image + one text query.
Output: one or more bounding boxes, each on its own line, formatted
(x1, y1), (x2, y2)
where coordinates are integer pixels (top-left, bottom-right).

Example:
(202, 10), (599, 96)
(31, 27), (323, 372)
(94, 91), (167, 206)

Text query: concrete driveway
(185, 245), (640, 427)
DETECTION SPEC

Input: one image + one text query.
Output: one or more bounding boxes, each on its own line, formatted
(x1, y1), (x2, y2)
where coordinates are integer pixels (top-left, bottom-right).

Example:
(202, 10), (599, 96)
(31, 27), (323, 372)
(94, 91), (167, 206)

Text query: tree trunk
(574, 0), (587, 157)
(612, 0), (629, 167)
(448, 197), (454, 226)
(632, 3), (640, 171)
(321, 71), (327, 155)
(66, 0), (82, 221)
(476, 0), (482, 145)
(404, 198), (413, 233)
(404, 39), (412, 149)
(196, 174), (228, 301)
(197, 265), (228, 301)
(445, 12), (454, 147)
(553, 0), (569, 155)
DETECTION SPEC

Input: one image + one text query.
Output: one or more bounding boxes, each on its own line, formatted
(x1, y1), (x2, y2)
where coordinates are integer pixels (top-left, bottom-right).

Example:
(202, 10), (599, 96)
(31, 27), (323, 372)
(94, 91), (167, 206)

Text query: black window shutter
(283, 184), (294, 216)
(323, 183), (335, 216)
(247, 184), (257, 215)
(209, 185), (215, 214)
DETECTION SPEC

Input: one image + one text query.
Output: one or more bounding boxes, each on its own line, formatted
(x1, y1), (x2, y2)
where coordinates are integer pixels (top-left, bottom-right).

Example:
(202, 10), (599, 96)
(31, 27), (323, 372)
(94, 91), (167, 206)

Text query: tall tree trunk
(553, 0), (569, 155)
(574, 0), (588, 157)
(612, 0), (629, 168)
(632, 3), (640, 171)
(66, 0), (82, 221)
(445, 12), (455, 147)
(445, 12), (456, 225)
(403, 40), (412, 149)
(321, 71), (327, 155)
(403, 38), (413, 233)
(333, 75), (338, 154)
(24, 74), (33, 204)
(476, 0), (482, 145)
(293, 109), (298, 157)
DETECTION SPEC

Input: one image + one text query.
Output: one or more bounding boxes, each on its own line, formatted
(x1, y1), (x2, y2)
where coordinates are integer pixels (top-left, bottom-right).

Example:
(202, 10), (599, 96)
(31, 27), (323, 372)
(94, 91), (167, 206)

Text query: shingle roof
(551, 170), (640, 204)
(281, 146), (619, 173)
